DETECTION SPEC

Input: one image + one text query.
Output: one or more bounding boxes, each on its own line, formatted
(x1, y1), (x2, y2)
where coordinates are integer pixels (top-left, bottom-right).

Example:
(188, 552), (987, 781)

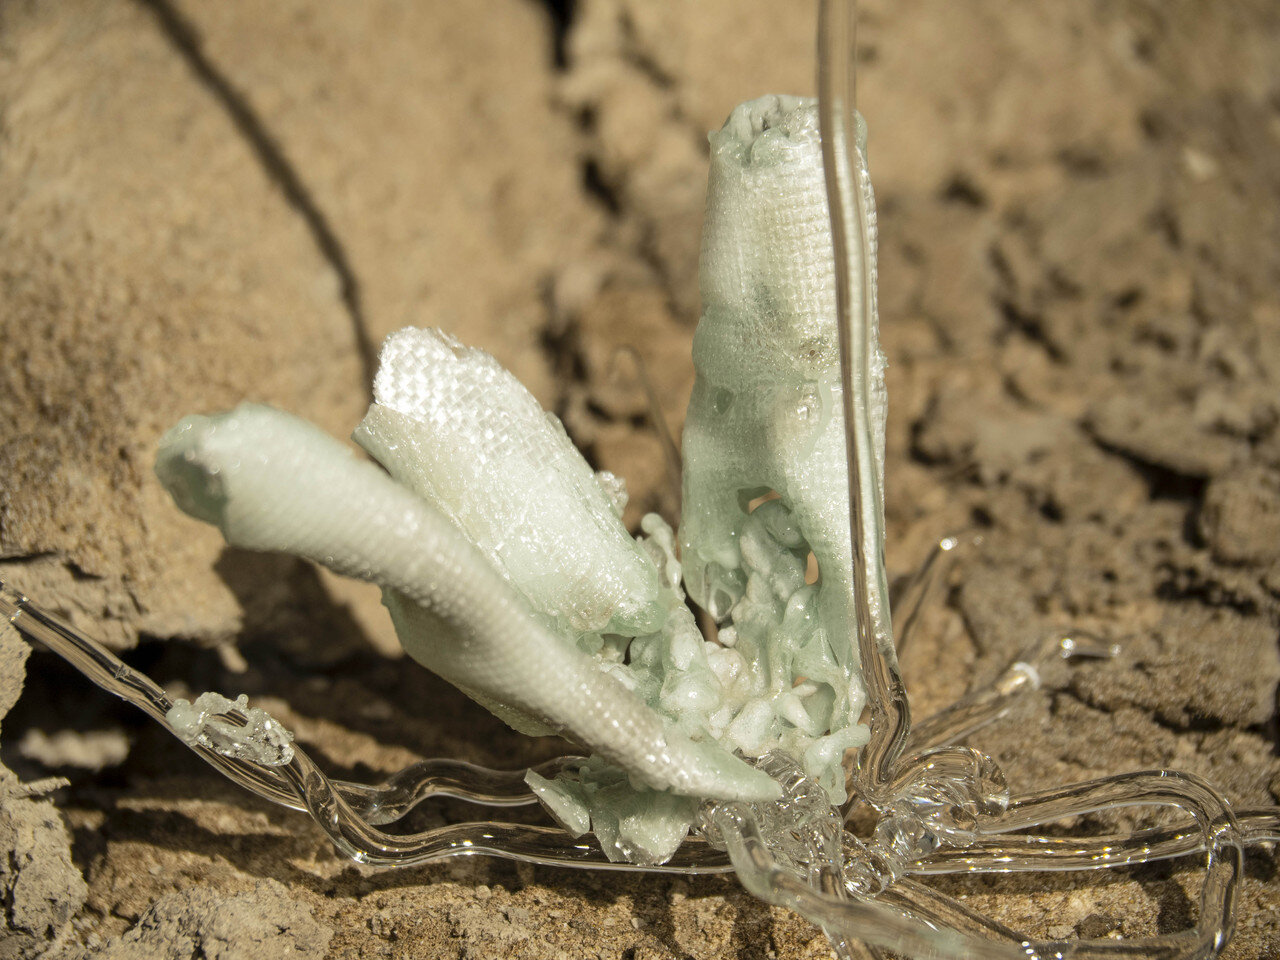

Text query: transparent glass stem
(2, 582), (565, 813)
(972, 771), (1242, 959)
(9, 572), (1280, 957)
(706, 800), (1029, 960)
(819, 0), (908, 806)
(878, 877), (1028, 944)
(891, 534), (979, 659)
(1, 6), (1272, 957)
(708, 768), (1253, 960)
(912, 807), (1280, 875)
(1, 580), (301, 811)
(339, 756), (580, 824)
(1, 579), (733, 872)
(906, 632), (1119, 753)
(276, 745), (732, 872)
(880, 879), (1205, 960)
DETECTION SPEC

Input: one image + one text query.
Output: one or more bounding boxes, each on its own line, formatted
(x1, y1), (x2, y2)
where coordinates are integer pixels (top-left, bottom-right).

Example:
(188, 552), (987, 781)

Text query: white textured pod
(155, 404), (779, 802)
(353, 328), (666, 639)
(680, 95), (884, 793)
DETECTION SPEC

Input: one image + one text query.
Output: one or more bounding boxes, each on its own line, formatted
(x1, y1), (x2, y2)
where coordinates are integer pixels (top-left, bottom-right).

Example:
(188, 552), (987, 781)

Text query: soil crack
(133, 0), (378, 397)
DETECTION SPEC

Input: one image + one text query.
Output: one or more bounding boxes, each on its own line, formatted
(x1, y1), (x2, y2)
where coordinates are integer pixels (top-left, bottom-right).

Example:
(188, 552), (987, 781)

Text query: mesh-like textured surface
(152, 95), (890, 862)
(155, 404), (779, 804)
(680, 96), (885, 799)
(356, 328), (665, 639)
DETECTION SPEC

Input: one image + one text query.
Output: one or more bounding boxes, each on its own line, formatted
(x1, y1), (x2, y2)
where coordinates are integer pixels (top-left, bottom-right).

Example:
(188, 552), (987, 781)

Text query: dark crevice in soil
(637, 226), (687, 323)
(940, 173), (988, 208)
(581, 158), (622, 216)
(133, 0), (379, 399)
(996, 303), (1063, 360)
(531, 0), (577, 69)
(546, 3), (705, 327)
(616, 8), (676, 90)
(1055, 685), (1233, 740)
(1154, 564), (1262, 618)
(536, 314), (604, 471)
(1086, 437), (1208, 507)
(0, 551), (55, 569)
(0, 553), (104, 586)
(537, 303), (590, 392)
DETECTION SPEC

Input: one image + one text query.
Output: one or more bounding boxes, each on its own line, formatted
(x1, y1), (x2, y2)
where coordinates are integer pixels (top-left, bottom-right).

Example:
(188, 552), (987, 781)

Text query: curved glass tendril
(7, 541), (1279, 959)
(3, 2), (1279, 957)
(0, 581), (731, 874)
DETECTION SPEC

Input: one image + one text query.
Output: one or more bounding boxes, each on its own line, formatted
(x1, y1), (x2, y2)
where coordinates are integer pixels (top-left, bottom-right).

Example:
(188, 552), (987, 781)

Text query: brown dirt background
(2, 0), (1279, 957)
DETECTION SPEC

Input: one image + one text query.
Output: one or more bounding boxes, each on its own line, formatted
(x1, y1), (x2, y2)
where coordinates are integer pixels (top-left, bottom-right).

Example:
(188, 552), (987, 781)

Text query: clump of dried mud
(1, 1), (1278, 958)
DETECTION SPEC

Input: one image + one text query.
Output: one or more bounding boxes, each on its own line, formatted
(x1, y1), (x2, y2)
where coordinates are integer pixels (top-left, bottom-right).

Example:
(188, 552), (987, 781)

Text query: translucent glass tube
(706, 800), (1030, 960)
(912, 807), (1280, 875)
(891, 534), (976, 659)
(2, 579), (734, 873)
(819, 0), (909, 808)
(951, 771), (1243, 959)
(905, 632), (1119, 753)
(1, 581), (300, 811)
(7, 536), (1280, 954)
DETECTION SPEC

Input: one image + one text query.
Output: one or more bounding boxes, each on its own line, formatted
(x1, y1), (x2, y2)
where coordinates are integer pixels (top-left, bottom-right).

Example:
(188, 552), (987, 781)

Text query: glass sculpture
(4, 2), (1278, 957)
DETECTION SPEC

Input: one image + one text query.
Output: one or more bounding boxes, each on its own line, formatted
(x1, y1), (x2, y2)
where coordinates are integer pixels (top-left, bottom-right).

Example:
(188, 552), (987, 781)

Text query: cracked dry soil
(2, 1), (1280, 958)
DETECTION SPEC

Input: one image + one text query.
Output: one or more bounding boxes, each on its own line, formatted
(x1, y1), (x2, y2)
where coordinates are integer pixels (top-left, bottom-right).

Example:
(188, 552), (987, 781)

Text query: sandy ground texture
(2, 0), (1279, 957)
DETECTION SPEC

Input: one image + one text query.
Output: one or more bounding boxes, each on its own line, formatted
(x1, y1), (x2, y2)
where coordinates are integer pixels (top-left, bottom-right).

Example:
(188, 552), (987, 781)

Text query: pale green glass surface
(147, 113), (894, 856)
(680, 94), (880, 804)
